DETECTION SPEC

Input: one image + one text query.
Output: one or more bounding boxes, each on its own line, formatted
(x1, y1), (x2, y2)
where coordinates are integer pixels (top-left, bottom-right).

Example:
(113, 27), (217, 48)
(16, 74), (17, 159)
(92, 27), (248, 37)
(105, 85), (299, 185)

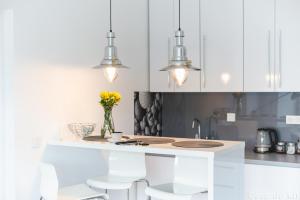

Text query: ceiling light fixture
(94, 0), (128, 83)
(160, 0), (200, 86)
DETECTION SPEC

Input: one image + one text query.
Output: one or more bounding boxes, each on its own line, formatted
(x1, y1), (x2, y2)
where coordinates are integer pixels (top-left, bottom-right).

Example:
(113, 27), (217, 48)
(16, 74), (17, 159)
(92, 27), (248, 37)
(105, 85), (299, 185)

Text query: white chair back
(40, 163), (59, 200)
(174, 156), (208, 188)
(108, 151), (146, 178)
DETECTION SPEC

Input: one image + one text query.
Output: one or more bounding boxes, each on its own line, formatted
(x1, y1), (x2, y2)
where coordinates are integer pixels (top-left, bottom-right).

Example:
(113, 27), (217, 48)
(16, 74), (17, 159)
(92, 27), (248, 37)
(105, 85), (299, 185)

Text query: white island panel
(48, 135), (245, 200)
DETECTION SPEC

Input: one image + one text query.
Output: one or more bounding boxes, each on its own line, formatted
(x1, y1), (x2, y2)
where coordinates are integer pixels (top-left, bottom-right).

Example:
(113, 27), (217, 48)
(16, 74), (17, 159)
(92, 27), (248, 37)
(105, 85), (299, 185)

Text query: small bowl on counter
(275, 142), (286, 153)
(275, 141), (300, 155)
(68, 123), (96, 138)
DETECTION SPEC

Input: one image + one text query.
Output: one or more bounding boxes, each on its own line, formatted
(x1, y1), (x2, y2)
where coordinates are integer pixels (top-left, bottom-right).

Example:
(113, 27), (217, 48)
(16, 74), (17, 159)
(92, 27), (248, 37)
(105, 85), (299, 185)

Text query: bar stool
(40, 162), (108, 200)
(86, 151), (149, 200)
(145, 156), (208, 200)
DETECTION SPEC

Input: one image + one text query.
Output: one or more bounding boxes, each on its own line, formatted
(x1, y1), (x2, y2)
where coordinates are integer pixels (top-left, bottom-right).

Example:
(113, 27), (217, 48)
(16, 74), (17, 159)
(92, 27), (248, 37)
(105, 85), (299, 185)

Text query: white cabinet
(150, 0), (243, 92)
(200, 0), (243, 92)
(150, 0), (300, 92)
(244, 0), (275, 92)
(245, 164), (300, 200)
(149, 0), (200, 92)
(244, 0), (300, 92)
(275, 0), (300, 92)
(149, 0), (174, 92)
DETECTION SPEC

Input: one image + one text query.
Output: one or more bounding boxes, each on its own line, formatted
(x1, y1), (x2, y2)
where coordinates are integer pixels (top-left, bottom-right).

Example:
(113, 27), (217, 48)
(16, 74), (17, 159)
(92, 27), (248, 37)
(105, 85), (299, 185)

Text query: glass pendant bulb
(170, 68), (189, 86)
(104, 67), (118, 83)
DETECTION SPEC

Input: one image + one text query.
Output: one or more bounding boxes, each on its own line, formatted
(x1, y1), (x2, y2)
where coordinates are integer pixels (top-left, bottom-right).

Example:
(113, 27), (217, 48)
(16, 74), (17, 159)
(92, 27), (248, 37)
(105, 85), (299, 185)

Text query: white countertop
(49, 135), (245, 158)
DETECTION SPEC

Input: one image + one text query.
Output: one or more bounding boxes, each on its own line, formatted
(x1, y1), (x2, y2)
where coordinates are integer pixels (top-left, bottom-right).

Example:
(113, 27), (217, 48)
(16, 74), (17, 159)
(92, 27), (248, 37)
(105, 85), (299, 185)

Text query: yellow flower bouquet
(99, 91), (122, 138)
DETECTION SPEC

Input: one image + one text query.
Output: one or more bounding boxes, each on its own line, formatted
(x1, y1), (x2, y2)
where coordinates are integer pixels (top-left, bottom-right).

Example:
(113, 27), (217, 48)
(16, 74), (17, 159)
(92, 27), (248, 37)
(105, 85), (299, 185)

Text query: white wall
(0, 5), (4, 199)
(1, 0), (148, 199)
(0, 7), (16, 200)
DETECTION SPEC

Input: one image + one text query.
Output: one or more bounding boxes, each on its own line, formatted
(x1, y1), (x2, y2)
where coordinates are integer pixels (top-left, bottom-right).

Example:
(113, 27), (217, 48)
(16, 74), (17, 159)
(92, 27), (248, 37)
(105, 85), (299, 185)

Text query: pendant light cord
(178, 0), (181, 31)
(110, 0), (112, 32)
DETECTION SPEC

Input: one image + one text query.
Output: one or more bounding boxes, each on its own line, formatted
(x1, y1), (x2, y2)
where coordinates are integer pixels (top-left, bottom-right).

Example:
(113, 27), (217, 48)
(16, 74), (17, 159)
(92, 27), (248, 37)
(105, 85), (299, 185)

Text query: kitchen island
(48, 135), (245, 200)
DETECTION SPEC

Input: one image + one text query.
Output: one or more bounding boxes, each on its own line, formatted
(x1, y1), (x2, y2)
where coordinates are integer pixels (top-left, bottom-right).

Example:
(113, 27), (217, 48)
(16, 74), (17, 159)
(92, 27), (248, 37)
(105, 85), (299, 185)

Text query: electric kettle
(254, 128), (278, 153)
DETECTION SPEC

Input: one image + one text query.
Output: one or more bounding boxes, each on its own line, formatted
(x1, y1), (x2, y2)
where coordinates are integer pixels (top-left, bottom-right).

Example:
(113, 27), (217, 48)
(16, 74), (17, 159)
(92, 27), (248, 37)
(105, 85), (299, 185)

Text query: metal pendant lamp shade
(160, 0), (200, 86)
(94, 0), (128, 83)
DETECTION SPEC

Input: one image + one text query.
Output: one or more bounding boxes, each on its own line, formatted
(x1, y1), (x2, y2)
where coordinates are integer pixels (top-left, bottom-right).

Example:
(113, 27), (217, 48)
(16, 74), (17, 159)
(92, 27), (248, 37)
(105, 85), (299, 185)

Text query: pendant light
(94, 0), (128, 83)
(160, 0), (200, 86)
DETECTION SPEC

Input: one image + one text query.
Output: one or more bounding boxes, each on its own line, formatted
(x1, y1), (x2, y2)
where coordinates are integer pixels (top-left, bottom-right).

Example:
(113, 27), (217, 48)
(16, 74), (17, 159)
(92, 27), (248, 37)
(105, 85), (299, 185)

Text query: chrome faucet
(192, 118), (201, 139)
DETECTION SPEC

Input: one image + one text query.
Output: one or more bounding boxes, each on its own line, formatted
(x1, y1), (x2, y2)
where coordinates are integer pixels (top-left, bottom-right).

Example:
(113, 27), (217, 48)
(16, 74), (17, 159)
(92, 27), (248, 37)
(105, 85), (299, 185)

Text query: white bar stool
(145, 156), (208, 200)
(40, 162), (108, 200)
(86, 151), (149, 200)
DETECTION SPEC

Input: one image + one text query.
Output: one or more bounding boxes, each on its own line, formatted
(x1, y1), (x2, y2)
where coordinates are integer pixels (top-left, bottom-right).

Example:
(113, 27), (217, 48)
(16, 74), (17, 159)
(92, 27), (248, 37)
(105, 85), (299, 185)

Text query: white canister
(286, 142), (296, 155)
(297, 140), (300, 154)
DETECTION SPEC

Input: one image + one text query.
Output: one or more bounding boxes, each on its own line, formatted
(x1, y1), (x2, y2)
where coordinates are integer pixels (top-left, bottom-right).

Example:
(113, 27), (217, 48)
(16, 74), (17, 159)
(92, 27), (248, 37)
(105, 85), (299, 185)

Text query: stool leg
(136, 179), (151, 200)
(104, 190), (108, 200)
(135, 182), (138, 200)
(127, 189), (130, 200)
(144, 180), (151, 200)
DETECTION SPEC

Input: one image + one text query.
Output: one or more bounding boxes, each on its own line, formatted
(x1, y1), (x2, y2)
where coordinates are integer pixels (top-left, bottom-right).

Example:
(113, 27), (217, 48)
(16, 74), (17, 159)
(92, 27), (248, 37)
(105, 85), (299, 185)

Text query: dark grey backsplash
(162, 92), (300, 150)
(134, 92), (300, 149)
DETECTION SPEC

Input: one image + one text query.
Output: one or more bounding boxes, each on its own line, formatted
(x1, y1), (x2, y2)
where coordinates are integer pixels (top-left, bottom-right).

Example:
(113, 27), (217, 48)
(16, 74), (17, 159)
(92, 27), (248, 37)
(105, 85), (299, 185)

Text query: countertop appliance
(254, 128), (278, 153)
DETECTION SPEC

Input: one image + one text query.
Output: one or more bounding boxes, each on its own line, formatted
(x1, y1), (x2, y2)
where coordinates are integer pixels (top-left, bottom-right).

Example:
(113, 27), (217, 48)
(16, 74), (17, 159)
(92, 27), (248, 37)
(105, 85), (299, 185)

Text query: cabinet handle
(168, 37), (171, 88)
(267, 30), (271, 88)
(168, 72), (171, 88)
(201, 35), (206, 88)
(278, 30), (282, 88)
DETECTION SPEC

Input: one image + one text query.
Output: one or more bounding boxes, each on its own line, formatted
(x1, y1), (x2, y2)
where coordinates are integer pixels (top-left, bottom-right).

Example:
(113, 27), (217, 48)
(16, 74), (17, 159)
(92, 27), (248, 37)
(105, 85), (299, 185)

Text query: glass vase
(101, 108), (115, 138)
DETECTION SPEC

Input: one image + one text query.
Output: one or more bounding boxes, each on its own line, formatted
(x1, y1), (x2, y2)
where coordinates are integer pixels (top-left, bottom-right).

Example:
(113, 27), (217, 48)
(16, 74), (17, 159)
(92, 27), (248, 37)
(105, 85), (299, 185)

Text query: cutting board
(83, 135), (130, 141)
(129, 137), (175, 144)
(172, 141), (224, 148)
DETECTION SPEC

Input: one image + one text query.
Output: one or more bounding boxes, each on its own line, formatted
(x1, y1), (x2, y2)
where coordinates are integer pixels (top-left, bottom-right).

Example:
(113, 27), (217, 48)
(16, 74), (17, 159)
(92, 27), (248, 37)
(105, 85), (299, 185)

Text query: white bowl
(68, 123), (96, 138)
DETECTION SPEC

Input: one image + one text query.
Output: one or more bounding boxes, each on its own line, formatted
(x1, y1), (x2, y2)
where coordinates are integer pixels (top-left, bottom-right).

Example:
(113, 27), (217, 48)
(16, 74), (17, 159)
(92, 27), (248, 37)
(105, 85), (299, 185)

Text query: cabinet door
(174, 0), (201, 92)
(275, 0), (300, 91)
(244, 0), (275, 92)
(149, 0), (174, 92)
(245, 164), (300, 200)
(200, 0), (243, 92)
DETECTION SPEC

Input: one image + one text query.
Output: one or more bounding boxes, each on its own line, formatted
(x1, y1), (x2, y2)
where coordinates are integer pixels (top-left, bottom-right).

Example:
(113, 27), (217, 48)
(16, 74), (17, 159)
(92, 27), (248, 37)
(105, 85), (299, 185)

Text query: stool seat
(145, 183), (207, 200)
(86, 151), (148, 200)
(145, 156), (208, 200)
(87, 175), (142, 190)
(40, 163), (107, 200)
(58, 184), (109, 200)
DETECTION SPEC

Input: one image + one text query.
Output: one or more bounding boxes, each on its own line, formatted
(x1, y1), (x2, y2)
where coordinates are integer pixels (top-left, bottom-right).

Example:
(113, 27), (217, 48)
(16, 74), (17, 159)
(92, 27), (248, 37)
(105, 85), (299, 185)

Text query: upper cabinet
(244, 0), (275, 92)
(275, 0), (300, 92)
(200, 0), (244, 92)
(149, 0), (201, 92)
(244, 0), (300, 92)
(149, 0), (174, 92)
(150, 0), (243, 92)
(150, 0), (300, 92)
